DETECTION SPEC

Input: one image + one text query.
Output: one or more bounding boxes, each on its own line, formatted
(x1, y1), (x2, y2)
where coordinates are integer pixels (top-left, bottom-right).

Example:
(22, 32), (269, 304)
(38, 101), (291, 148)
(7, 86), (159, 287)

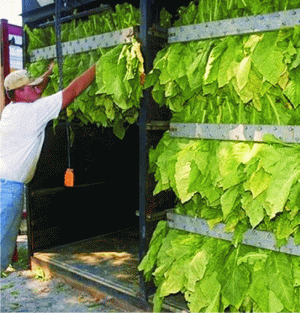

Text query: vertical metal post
(139, 0), (158, 306)
(21, 0), (29, 73)
(139, 0), (148, 304)
(55, 0), (63, 91)
(138, 24), (148, 312)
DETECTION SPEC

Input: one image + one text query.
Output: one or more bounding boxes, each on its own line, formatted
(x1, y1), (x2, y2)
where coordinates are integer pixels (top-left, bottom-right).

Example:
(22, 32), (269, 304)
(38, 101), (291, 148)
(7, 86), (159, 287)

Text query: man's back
(0, 92), (62, 183)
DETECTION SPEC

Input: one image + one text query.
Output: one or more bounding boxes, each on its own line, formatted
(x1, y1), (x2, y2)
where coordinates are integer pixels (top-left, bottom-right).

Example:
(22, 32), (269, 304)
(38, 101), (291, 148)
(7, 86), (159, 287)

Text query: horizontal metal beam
(168, 9), (300, 43)
(38, 5), (111, 28)
(167, 211), (300, 256)
(22, 0), (103, 25)
(146, 121), (169, 130)
(169, 123), (300, 143)
(30, 27), (137, 61)
(30, 182), (110, 197)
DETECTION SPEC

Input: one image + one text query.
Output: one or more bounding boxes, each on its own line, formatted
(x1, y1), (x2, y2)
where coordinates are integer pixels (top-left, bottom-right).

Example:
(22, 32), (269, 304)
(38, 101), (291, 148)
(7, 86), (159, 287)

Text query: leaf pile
(24, 3), (141, 52)
(26, 3), (144, 139)
(173, 0), (300, 26)
(145, 0), (300, 243)
(140, 1), (300, 312)
(150, 131), (300, 245)
(146, 27), (300, 125)
(94, 38), (144, 139)
(146, 0), (300, 125)
(139, 221), (300, 312)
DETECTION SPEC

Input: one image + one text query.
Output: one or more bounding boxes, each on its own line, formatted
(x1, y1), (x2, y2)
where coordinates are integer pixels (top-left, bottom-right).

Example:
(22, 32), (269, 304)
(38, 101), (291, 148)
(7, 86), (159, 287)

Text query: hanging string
(55, 0), (73, 186)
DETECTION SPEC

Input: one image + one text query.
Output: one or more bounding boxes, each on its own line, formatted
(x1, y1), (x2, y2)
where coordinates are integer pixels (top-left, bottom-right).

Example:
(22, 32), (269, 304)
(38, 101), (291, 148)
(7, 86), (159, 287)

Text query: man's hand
(36, 61), (55, 95)
(43, 61), (55, 78)
(48, 61), (55, 73)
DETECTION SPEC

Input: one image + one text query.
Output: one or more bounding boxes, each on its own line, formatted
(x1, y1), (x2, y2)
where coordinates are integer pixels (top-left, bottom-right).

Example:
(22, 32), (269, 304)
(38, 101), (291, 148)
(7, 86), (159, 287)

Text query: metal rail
(167, 211), (300, 256)
(168, 9), (300, 43)
(169, 123), (300, 143)
(29, 27), (137, 61)
(38, 5), (111, 28)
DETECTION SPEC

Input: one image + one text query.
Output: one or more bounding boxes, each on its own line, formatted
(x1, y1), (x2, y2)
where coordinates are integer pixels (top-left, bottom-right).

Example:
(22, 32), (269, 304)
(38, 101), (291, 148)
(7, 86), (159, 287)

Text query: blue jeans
(0, 179), (25, 271)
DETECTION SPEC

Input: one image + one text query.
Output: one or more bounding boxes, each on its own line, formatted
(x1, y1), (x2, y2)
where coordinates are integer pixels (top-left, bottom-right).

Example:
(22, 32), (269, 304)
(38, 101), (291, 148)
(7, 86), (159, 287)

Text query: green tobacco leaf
(241, 192), (265, 228)
(186, 280), (208, 312)
(152, 134), (181, 195)
(153, 230), (182, 285)
(96, 45), (124, 94)
(138, 221), (168, 281)
(257, 144), (282, 174)
(249, 269), (270, 312)
(236, 56), (252, 90)
(188, 161), (203, 196)
(186, 250), (209, 292)
(165, 80), (179, 98)
(167, 43), (187, 81)
(218, 246), (250, 309)
(103, 97), (115, 121)
(269, 290), (284, 313)
(266, 156), (300, 218)
(220, 186), (240, 219)
(234, 67), (263, 110)
(275, 212), (296, 241)
(153, 285), (164, 313)
(159, 233), (203, 298)
(217, 143), (245, 189)
(249, 167), (271, 198)
(187, 271), (221, 313)
(265, 252), (294, 312)
(232, 141), (259, 165)
(193, 141), (211, 174)
(112, 117), (126, 140)
(292, 256), (300, 287)
(202, 273), (221, 313)
(187, 40), (214, 91)
(249, 267), (284, 313)
(237, 251), (268, 268)
(175, 160), (195, 202)
(144, 69), (160, 89)
(252, 32), (286, 85)
(174, 143), (200, 202)
(218, 37), (241, 87)
(284, 66), (300, 108)
(166, 94), (185, 112)
(290, 46), (300, 70)
(265, 92), (291, 125)
(159, 257), (187, 297)
(204, 40), (228, 85)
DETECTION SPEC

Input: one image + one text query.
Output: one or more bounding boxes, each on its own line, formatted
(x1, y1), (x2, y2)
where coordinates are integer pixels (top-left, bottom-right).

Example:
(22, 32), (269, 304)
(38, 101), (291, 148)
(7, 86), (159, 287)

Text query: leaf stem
(238, 99), (243, 124)
(266, 93), (281, 125)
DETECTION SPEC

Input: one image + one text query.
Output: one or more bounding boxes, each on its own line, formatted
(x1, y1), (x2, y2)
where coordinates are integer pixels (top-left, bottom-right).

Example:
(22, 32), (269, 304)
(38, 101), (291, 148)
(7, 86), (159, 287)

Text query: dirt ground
(0, 235), (141, 313)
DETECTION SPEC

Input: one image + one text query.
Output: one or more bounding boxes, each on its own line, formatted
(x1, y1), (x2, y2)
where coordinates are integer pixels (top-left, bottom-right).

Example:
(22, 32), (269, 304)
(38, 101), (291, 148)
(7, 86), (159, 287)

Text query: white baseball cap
(4, 70), (43, 91)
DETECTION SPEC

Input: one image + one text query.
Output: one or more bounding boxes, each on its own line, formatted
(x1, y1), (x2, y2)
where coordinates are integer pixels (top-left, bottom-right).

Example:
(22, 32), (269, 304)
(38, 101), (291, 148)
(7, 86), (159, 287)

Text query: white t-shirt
(0, 91), (63, 183)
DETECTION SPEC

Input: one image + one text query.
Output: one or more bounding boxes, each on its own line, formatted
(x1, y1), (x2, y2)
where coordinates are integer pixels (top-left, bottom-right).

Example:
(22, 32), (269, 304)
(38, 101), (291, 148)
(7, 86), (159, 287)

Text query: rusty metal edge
(31, 255), (151, 312)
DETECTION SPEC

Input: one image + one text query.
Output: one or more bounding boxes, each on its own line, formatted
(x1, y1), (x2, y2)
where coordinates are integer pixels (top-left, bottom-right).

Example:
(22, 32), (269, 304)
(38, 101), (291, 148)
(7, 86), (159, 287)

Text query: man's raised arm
(61, 65), (96, 110)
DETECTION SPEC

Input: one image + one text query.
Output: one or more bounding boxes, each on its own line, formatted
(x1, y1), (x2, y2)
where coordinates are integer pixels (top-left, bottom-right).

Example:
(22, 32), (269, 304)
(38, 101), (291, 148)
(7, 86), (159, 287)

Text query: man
(0, 62), (96, 271)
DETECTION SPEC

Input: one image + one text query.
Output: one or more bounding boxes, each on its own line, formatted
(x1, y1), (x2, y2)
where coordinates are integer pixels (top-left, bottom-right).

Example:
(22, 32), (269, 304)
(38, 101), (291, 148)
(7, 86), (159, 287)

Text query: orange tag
(64, 168), (74, 187)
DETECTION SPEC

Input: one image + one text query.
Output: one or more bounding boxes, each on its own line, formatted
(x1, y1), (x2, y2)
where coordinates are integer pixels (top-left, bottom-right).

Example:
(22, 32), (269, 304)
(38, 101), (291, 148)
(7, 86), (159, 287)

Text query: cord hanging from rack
(55, 0), (74, 187)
